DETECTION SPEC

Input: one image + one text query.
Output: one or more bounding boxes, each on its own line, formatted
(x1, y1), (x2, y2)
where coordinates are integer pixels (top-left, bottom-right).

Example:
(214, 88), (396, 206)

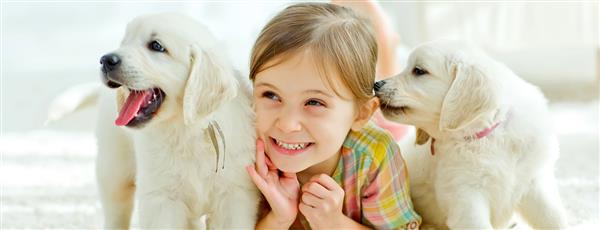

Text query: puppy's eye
(148, 40), (166, 52)
(412, 66), (428, 76)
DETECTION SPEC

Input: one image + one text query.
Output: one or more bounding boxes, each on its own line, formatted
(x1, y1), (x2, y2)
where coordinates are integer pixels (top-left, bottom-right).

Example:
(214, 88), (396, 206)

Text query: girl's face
(253, 51), (360, 173)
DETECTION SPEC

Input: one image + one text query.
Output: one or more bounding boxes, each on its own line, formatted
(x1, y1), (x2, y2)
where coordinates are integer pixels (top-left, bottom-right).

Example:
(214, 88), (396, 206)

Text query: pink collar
(430, 122), (502, 156)
(469, 122), (501, 140)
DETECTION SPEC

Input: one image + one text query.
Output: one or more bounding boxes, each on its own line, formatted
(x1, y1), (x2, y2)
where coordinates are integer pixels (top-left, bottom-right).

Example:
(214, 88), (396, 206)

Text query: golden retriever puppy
(374, 41), (567, 229)
(95, 13), (259, 228)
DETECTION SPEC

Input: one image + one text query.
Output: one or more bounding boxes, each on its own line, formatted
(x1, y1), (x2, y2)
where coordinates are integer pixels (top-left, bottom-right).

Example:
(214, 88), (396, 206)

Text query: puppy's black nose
(100, 53), (121, 73)
(373, 80), (386, 92)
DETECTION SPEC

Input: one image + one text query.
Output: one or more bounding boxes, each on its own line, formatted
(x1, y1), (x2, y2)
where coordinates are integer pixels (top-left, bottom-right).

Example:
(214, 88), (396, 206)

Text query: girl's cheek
(255, 107), (276, 128)
(255, 99), (276, 110)
(304, 106), (328, 119)
(258, 102), (283, 117)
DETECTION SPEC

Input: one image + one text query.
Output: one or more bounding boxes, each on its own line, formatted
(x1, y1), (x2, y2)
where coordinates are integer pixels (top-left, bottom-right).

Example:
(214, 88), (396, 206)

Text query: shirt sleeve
(361, 137), (421, 230)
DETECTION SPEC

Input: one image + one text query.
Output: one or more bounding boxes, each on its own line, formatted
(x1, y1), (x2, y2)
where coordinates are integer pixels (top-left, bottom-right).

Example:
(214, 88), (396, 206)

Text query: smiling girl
(245, 3), (420, 229)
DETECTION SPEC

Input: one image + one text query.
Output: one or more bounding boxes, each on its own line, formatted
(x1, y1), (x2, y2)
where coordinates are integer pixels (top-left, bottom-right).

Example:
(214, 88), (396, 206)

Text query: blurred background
(1, 0), (598, 228)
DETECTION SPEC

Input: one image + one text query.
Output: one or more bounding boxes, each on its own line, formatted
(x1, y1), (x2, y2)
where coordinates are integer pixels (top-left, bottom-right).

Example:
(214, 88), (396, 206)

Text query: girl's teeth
(275, 139), (308, 150)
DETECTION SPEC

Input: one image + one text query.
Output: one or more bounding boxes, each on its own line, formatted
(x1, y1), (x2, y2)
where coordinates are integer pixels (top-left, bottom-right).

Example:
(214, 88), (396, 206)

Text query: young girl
(245, 2), (421, 229)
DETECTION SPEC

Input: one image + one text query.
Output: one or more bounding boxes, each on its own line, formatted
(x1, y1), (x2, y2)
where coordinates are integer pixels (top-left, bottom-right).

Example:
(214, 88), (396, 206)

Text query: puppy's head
(375, 41), (502, 139)
(100, 13), (237, 128)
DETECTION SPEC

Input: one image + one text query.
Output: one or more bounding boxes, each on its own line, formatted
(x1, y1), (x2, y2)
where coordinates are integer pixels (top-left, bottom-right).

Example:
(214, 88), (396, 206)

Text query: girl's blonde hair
(250, 2), (377, 105)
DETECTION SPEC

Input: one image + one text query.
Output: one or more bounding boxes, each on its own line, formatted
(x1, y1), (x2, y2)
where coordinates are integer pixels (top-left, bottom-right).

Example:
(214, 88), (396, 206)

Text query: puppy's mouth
(105, 79), (122, 89)
(115, 88), (166, 127)
(380, 102), (408, 115)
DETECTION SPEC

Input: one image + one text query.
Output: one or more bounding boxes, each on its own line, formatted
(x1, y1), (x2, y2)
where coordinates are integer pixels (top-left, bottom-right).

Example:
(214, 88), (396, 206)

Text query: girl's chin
(277, 167), (303, 174)
(267, 156), (307, 173)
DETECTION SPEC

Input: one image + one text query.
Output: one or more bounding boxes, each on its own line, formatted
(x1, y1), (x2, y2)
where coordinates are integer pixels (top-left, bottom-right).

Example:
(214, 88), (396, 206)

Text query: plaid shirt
(294, 121), (421, 229)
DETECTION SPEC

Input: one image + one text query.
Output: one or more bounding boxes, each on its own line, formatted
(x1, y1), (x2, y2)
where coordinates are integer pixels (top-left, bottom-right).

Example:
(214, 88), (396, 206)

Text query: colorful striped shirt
(294, 121), (421, 229)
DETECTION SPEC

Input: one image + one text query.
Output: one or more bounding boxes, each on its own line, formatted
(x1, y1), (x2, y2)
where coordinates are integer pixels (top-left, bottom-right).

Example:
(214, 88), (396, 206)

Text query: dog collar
(207, 121), (226, 173)
(430, 121), (502, 156)
(470, 122), (501, 140)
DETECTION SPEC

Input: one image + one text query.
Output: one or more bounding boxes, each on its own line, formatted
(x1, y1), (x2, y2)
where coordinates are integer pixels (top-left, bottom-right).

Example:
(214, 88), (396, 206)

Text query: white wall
(2, 1), (597, 132)
(382, 1), (598, 85)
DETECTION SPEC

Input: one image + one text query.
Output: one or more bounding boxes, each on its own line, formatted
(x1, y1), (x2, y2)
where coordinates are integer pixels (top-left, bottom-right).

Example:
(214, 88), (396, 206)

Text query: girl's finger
(300, 192), (320, 208)
(298, 202), (315, 218)
(265, 170), (280, 185)
(246, 165), (269, 194)
(310, 174), (341, 192)
(302, 181), (329, 199)
(255, 139), (268, 177)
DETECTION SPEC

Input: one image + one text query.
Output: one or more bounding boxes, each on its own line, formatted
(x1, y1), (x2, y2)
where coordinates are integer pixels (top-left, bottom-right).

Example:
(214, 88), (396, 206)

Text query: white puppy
(374, 41), (567, 229)
(64, 13), (259, 228)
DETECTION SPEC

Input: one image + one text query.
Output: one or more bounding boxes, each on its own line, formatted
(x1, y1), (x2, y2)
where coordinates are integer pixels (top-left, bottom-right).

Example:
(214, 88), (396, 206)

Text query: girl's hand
(298, 174), (346, 229)
(246, 139), (300, 228)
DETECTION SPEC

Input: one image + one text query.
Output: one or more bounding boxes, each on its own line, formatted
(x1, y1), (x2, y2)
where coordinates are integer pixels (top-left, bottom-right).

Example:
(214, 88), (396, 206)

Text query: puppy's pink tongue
(115, 90), (151, 126)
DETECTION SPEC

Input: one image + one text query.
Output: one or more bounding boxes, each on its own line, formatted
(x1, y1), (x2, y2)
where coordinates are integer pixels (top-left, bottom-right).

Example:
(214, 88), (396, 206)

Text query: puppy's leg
(96, 122), (136, 228)
(209, 186), (260, 228)
(137, 193), (189, 228)
(443, 191), (494, 229)
(518, 174), (568, 229)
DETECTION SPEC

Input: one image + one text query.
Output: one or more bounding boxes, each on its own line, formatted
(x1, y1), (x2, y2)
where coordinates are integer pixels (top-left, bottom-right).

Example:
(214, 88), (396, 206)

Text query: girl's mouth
(269, 137), (314, 156)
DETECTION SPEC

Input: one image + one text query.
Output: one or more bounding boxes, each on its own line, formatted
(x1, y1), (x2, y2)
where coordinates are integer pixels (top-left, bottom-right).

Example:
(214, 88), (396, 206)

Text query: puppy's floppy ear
(415, 128), (430, 145)
(183, 44), (238, 125)
(439, 62), (498, 132)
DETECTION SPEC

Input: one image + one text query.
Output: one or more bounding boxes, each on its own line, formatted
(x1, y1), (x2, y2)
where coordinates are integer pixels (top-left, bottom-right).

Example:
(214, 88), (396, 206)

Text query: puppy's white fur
(91, 13), (258, 228)
(377, 41), (567, 229)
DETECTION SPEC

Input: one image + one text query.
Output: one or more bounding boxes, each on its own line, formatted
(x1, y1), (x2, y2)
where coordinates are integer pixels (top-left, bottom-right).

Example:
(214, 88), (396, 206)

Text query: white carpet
(1, 101), (598, 228)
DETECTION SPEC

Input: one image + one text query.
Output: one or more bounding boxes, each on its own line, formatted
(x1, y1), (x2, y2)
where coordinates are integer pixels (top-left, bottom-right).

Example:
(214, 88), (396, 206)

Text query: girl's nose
(275, 107), (302, 133)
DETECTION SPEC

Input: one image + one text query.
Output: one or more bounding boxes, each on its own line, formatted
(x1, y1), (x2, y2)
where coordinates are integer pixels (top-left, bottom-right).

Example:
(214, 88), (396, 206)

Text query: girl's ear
(351, 97), (380, 131)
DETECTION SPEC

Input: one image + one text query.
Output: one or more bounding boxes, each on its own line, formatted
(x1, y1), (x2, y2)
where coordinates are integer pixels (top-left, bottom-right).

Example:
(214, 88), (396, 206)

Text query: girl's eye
(148, 40), (166, 52)
(262, 91), (280, 101)
(305, 99), (325, 107)
(412, 66), (428, 76)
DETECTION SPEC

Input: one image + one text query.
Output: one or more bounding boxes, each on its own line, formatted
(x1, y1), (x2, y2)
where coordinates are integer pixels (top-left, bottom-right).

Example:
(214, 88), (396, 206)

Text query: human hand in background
(332, 0), (410, 142)
(331, 0), (401, 79)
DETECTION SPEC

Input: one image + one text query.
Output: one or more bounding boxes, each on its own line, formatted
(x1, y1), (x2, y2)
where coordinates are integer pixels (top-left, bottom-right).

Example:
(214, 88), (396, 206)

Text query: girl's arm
(255, 211), (292, 230)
